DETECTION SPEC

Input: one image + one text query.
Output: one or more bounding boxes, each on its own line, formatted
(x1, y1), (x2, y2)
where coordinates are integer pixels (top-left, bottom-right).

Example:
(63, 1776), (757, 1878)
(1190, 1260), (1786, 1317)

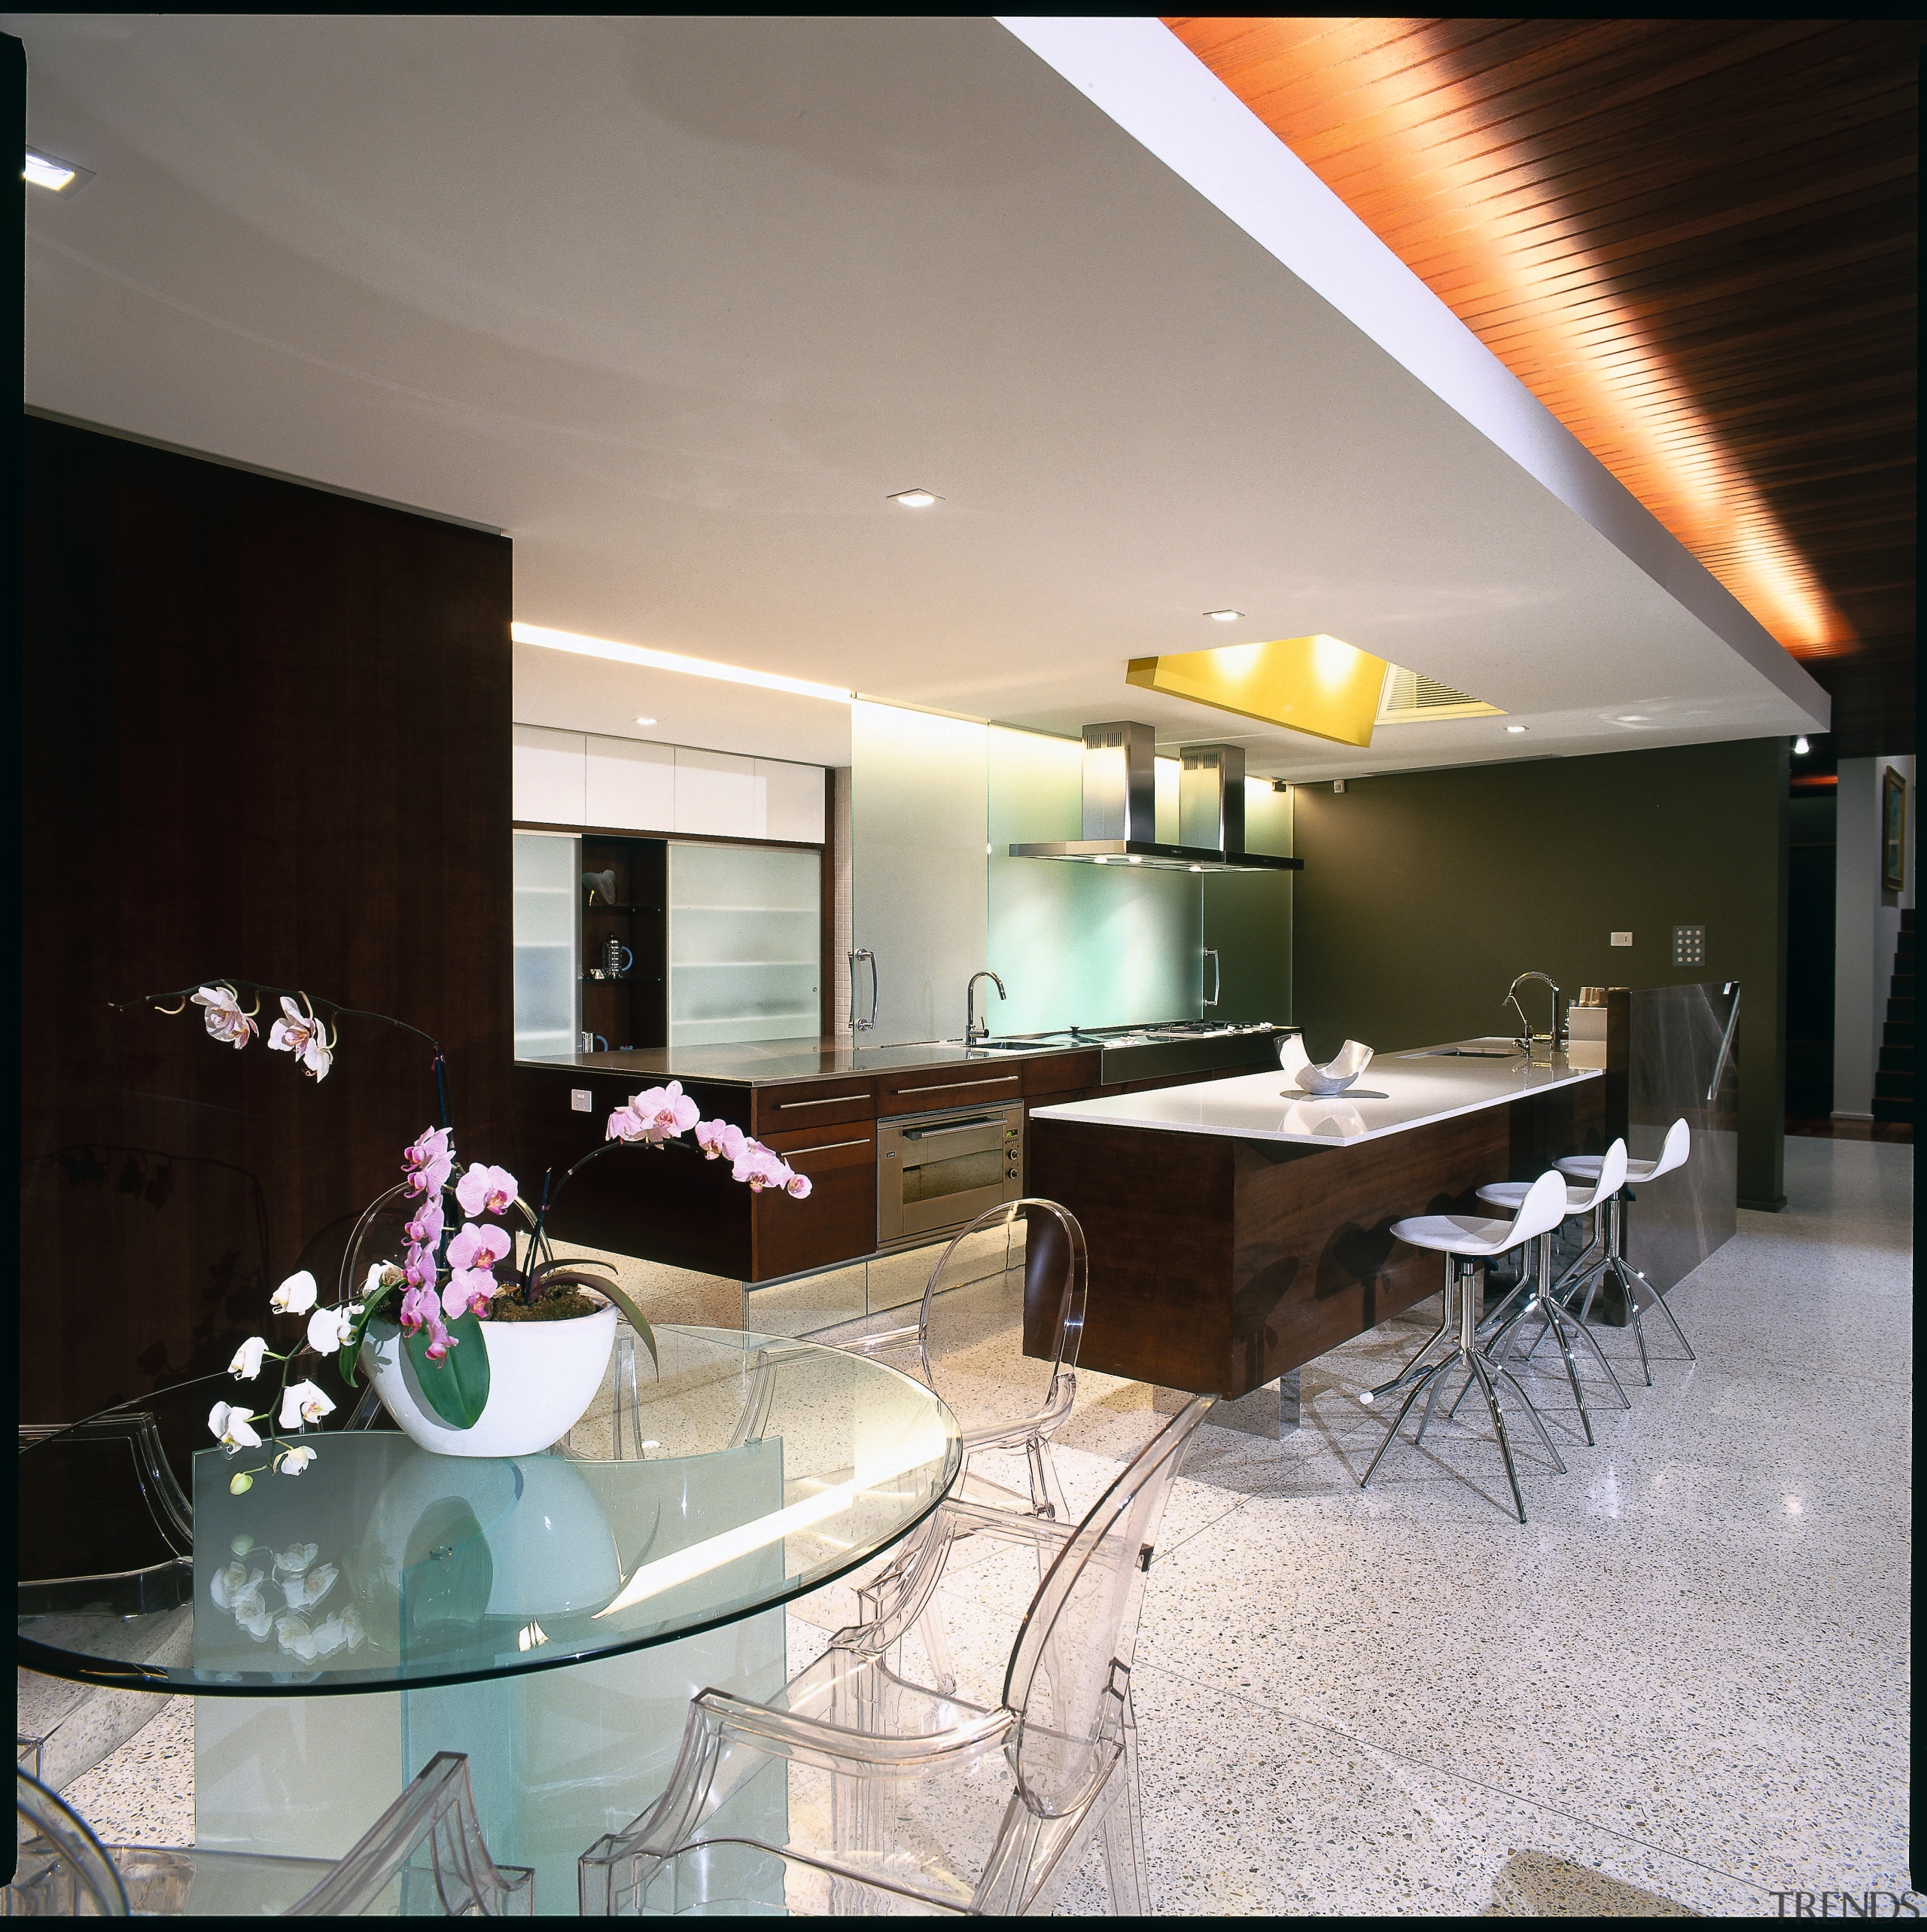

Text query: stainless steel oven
(876, 1102), (1024, 1249)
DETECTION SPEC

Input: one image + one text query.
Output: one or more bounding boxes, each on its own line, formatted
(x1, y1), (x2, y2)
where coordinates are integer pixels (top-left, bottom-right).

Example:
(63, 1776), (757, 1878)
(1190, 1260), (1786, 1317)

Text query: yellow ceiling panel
(1126, 635), (1387, 747)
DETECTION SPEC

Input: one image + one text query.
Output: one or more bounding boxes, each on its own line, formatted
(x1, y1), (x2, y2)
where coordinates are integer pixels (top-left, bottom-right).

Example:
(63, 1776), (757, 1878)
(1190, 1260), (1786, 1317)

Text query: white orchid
(208, 1401), (262, 1451)
(362, 1261), (393, 1299)
(274, 1543), (320, 1576)
(312, 1607), (364, 1657)
(279, 1381), (335, 1430)
(275, 1446), (318, 1476)
(236, 1599), (276, 1641)
(191, 984), (257, 1048)
(227, 1335), (269, 1380)
(209, 1560), (262, 1611)
(267, 995), (333, 1080)
(270, 1270), (318, 1316)
(229, 1534), (255, 1559)
(282, 1562), (339, 1612)
(305, 1305), (354, 1355)
(275, 1614), (318, 1662)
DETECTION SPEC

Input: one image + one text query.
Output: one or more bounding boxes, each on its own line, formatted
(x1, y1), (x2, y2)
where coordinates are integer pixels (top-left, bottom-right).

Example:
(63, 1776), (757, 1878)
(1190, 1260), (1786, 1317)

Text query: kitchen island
(1027, 1045), (1606, 1400)
(513, 1023), (1288, 1284)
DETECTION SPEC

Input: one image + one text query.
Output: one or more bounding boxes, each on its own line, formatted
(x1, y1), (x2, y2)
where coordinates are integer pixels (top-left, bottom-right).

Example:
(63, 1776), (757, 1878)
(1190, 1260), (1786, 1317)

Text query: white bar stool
(1359, 1169), (1572, 1523)
(1469, 1141), (1633, 1446)
(1548, 1118), (1696, 1384)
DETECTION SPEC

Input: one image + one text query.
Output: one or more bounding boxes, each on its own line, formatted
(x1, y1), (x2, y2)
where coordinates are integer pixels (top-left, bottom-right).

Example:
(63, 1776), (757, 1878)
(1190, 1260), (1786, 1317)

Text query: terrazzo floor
(51, 1136), (1912, 1914)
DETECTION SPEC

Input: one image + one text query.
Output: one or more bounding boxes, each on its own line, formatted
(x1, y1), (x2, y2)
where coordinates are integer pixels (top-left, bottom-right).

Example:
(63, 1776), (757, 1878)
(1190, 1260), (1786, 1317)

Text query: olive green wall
(1292, 737), (1790, 1208)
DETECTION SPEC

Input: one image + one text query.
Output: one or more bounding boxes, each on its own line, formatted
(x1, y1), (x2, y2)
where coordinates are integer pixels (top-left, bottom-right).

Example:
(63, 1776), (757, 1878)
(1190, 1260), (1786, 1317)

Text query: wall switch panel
(571, 1089), (592, 1111)
(1673, 925), (1706, 966)
(1609, 931), (1633, 946)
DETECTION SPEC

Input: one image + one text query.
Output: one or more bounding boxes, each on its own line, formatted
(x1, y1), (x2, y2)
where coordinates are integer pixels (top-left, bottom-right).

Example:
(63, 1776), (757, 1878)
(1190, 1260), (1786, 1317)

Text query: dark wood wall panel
(1166, 17), (1920, 755)
(20, 416), (513, 1432)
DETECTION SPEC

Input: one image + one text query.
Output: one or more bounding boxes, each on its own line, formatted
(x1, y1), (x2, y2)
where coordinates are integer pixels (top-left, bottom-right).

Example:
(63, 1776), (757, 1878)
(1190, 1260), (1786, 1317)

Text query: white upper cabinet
(673, 748), (756, 837)
(512, 725), (587, 824)
(515, 724), (825, 843)
(753, 758), (827, 843)
(586, 735), (674, 832)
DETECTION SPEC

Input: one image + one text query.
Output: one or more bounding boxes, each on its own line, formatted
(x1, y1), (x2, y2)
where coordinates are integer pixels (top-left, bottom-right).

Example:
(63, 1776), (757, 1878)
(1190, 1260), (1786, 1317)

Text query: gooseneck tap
(1503, 971), (1564, 1056)
(965, 970), (1007, 1046)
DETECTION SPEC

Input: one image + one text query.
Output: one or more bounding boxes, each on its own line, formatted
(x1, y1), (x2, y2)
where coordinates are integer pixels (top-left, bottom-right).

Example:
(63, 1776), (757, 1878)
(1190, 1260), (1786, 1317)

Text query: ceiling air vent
(1376, 665), (1505, 724)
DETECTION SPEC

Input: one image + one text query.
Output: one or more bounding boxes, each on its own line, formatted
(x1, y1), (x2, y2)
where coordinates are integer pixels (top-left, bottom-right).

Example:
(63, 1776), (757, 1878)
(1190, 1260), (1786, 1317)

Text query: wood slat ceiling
(1165, 17), (1919, 755)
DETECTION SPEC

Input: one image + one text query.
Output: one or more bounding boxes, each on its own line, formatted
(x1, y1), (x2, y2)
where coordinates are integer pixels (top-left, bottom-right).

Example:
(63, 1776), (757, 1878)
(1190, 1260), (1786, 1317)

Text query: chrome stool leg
(1360, 1253), (1456, 1407)
(1362, 1254), (1561, 1522)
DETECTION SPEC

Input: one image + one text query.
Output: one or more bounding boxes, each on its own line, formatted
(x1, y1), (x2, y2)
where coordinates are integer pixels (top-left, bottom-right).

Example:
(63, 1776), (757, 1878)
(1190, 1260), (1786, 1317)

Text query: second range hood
(1008, 722), (1304, 875)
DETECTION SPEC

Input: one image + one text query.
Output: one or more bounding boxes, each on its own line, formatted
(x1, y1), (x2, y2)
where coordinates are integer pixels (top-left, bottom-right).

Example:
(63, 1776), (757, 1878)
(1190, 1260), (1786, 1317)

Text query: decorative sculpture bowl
(1278, 1035), (1374, 1096)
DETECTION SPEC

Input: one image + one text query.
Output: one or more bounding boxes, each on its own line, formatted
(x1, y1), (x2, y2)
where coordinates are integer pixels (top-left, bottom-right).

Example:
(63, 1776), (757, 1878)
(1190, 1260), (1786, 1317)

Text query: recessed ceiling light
(1094, 855), (1109, 864)
(634, 716), (656, 727)
(1505, 725), (1529, 733)
(1204, 610), (1242, 622)
(887, 489), (938, 509)
(1615, 715), (1650, 724)
(1793, 736), (1810, 755)
(1188, 864), (1204, 873)
(23, 148), (91, 194)
(1127, 855), (1143, 864)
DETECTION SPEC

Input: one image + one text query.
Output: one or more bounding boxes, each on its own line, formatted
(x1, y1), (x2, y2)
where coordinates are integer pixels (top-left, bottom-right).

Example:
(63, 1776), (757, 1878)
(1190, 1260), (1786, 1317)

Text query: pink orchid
(193, 984), (257, 1048)
(267, 994), (334, 1080)
(733, 1144), (794, 1192)
(784, 1169), (813, 1200)
(443, 1223), (511, 1317)
(404, 1196), (445, 1251)
(608, 1082), (699, 1145)
(403, 1126), (454, 1197)
(455, 1163), (519, 1217)
(695, 1119), (747, 1163)
(398, 1282), (452, 1358)
(402, 1245), (440, 1295)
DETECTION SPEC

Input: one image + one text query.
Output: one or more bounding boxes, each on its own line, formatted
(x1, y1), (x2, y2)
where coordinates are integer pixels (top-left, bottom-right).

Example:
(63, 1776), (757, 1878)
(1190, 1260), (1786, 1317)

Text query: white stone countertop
(1028, 1038), (1602, 1147)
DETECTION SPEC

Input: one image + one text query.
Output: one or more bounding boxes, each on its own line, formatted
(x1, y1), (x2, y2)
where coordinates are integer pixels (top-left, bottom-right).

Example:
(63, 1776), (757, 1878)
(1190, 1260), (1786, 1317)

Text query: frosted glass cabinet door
(513, 831), (580, 1059)
(668, 843), (821, 1050)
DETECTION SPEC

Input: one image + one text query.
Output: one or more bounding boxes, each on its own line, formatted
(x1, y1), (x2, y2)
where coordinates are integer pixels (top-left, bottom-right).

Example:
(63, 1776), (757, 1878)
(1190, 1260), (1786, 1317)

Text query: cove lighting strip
(513, 622), (852, 705)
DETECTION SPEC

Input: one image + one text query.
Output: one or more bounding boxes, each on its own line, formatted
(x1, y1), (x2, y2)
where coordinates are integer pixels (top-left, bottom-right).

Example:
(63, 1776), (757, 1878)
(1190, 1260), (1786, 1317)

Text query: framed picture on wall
(1882, 766), (1907, 892)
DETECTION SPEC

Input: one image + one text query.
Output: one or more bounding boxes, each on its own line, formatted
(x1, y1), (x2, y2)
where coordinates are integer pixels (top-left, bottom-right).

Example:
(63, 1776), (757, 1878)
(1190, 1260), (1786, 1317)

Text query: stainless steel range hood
(1008, 721), (1304, 874)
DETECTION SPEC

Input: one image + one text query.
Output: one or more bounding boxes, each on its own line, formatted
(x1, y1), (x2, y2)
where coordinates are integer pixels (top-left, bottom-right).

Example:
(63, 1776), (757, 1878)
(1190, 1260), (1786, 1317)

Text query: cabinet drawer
(752, 1121), (878, 1281)
(753, 1077), (877, 1135)
(1022, 1050), (1103, 1097)
(876, 1068), (1025, 1116)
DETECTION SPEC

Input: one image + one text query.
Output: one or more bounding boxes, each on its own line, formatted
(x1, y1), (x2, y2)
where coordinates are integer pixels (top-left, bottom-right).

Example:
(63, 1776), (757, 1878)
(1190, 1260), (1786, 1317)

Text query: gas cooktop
(968, 1019), (1289, 1050)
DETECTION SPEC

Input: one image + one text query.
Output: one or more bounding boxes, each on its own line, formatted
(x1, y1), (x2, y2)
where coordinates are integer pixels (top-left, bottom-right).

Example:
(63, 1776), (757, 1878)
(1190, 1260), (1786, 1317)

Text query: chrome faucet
(965, 970), (1007, 1046)
(1503, 971), (1564, 1056)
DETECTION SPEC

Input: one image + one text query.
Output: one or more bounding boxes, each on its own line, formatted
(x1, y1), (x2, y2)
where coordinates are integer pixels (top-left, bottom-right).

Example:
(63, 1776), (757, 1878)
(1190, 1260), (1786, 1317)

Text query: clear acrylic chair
(836, 1199), (1088, 1523)
(578, 1394), (1217, 1917)
(11, 1752), (534, 1916)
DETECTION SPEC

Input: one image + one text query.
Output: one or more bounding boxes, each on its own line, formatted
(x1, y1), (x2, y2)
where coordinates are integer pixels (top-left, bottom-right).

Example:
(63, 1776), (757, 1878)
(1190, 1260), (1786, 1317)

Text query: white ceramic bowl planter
(361, 1303), (617, 1458)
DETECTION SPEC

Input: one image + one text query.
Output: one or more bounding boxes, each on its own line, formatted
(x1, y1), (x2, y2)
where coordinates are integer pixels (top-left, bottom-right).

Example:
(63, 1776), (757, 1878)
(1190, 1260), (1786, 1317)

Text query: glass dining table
(18, 1325), (961, 1915)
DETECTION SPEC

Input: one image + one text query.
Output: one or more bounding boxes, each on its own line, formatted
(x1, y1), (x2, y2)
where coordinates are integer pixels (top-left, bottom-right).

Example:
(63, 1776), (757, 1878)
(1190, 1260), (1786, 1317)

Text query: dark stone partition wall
(20, 414), (513, 1431)
(1292, 738), (1789, 1210)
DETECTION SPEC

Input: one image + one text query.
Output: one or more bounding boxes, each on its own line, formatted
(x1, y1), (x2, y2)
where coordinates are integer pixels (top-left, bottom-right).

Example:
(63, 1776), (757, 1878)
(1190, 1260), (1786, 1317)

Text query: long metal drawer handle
(901, 1119), (1003, 1141)
(774, 1092), (870, 1110)
(779, 1135), (873, 1158)
(889, 1075), (1021, 1096)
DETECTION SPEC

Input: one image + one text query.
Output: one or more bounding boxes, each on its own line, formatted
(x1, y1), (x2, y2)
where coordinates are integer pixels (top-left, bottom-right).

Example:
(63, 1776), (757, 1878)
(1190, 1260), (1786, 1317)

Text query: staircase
(1874, 907), (1913, 1123)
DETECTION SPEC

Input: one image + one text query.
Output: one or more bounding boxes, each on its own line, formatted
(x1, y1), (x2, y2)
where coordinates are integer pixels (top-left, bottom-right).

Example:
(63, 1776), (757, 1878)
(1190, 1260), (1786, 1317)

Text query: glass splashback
(668, 843), (821, 1050)
(850, 702), (988, 1047)
(987, 727), (1202, 1035)
(513, 831), (580, 1059)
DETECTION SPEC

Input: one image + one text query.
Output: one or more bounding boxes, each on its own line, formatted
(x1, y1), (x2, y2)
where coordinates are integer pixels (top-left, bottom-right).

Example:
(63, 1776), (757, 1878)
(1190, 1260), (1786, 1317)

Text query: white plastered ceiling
(13, 13), (1826, 780)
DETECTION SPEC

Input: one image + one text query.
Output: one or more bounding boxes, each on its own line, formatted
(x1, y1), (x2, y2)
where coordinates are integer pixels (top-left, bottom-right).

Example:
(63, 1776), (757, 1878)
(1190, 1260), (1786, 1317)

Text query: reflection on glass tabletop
(17, 1327), (960, 1697)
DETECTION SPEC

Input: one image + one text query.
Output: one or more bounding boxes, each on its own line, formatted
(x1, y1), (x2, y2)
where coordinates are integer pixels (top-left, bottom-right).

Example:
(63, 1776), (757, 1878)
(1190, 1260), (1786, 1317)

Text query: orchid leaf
(402, 1310), (491, 1428)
